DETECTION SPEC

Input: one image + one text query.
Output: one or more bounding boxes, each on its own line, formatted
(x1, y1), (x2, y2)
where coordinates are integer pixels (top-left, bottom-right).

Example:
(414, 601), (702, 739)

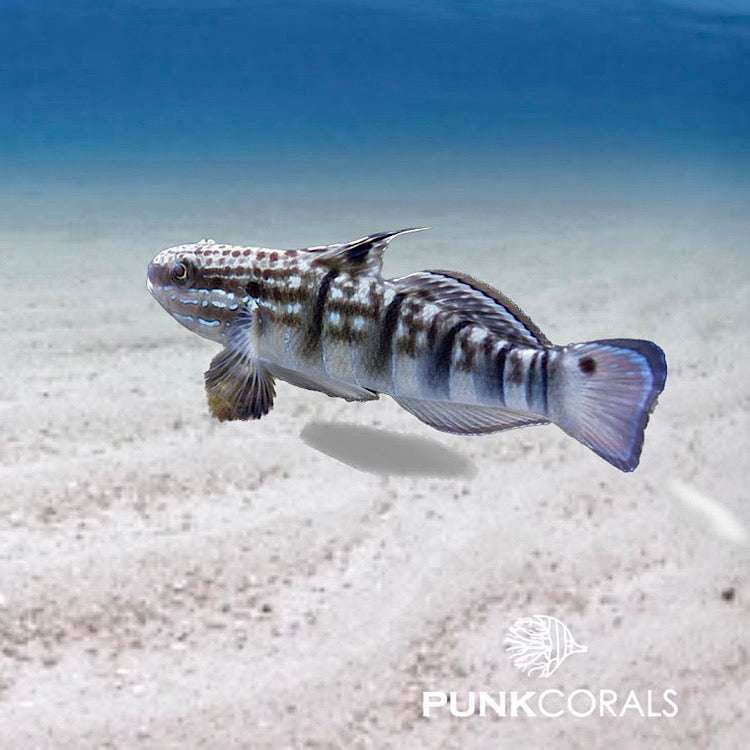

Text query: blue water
(2, 0), (749, 226)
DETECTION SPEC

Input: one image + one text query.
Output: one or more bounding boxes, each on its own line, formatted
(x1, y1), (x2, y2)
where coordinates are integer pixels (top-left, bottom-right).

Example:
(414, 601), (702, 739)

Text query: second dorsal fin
(393, 269), (551, 347)
(309, 228), (427, 276)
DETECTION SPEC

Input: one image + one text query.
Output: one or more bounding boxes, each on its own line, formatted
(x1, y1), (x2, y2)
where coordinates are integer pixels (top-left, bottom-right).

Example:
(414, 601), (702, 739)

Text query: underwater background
(1, 2), (749, 748)
(2, 0), (749, 240)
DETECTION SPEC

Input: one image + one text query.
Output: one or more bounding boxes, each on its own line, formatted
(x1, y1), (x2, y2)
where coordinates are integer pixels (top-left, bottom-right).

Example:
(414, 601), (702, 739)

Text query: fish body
(147, 229), (667, 471)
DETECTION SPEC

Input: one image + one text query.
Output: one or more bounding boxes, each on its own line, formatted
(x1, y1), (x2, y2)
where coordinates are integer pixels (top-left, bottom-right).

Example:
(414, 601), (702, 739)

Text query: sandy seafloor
(0, 169), (748, 749)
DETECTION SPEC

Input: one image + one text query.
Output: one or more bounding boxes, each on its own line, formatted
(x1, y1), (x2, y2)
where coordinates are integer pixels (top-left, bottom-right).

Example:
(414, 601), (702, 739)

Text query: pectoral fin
(203, 300), (275, 421)
(205, 346), (276, 421)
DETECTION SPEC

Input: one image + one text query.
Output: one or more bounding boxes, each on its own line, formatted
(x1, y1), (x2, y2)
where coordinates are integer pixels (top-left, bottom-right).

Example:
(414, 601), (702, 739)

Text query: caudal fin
(552, 339), (667, 472)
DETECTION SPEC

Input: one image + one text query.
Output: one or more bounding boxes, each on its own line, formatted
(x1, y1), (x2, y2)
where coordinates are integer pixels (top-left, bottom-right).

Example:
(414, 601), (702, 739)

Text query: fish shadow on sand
(300, 421), (477, 478)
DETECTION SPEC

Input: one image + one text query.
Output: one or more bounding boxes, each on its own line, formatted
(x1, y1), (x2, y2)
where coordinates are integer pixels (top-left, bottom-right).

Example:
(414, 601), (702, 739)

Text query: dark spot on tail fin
(553, 339), (667, 471)
(579, 356), (596, 375)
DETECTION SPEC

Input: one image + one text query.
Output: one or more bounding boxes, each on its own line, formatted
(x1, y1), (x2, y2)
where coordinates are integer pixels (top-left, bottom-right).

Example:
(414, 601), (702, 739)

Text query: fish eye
(170, 260), (192, 284)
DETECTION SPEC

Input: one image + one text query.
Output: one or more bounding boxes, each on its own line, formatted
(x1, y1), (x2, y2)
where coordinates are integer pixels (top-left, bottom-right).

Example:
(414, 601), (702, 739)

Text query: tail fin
(552, 339), (667, 471)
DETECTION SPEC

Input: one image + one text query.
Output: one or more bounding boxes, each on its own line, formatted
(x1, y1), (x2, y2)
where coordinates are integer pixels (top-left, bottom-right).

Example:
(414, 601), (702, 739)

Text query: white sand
(0, 178), (748, 748)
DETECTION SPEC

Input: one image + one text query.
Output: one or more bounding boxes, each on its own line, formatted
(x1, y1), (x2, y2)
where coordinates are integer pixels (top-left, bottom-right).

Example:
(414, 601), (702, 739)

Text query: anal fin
(205, 347), (276, 421)
(394, 396), (548, 435)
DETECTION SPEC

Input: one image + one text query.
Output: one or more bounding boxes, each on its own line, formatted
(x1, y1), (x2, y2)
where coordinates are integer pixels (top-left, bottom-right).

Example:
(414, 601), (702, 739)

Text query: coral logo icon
(504, 615), (587, 678)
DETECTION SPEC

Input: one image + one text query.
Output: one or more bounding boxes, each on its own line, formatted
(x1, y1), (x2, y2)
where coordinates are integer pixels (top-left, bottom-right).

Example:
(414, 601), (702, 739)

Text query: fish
(147, 229), (667, 471)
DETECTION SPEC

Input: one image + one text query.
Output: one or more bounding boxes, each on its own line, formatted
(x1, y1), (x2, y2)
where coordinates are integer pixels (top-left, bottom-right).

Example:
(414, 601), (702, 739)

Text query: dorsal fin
(309, 228), (427, 275)
(393, 270), (550, 347)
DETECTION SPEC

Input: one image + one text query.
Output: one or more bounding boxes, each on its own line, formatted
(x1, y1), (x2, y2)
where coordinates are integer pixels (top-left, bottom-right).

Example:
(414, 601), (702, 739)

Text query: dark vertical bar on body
(431, 320), (471, 397)
(307, 270), (338, 354)
(526, 351), (539, 410)
(539, 350), (549, 414)
(375, 291), (406, 373)
(494, 344), (510, 406)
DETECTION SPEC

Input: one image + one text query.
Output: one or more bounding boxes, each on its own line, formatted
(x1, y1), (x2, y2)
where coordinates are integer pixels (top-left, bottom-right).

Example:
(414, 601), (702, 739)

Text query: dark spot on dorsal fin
(347, 243), (370, 263)
(579, 356), (596, 375)
(311, 229), (426, 276)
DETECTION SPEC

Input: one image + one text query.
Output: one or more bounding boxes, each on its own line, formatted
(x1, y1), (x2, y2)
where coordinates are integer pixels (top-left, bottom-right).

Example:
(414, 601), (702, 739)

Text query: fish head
(147, 239), (245, 343)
